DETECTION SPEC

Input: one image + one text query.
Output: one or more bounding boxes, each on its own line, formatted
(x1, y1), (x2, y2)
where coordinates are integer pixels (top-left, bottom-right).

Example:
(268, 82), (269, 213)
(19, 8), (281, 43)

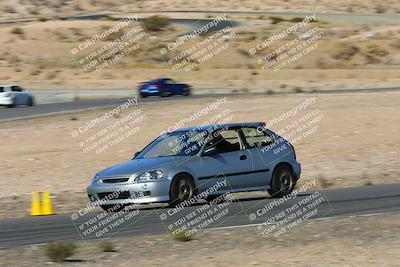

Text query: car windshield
(136, 130), (209, 158)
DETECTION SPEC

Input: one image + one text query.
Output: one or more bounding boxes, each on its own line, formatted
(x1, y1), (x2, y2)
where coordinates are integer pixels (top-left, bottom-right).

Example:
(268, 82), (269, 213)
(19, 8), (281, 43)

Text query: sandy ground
(1, 212), (399, 266)
(1, 7), (399, 91)
(0, 92), (399, 218)
(1, 0), (400, 20)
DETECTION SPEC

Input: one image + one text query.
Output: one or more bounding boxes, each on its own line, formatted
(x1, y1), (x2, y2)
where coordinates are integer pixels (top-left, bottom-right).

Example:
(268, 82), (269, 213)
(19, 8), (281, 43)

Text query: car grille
(102, 177), (130, 184)
(97, 191), (131, 200)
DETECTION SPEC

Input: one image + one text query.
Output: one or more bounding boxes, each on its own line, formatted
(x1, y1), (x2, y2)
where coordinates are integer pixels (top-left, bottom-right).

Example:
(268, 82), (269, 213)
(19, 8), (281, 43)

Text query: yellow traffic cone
(31, 192), (41, 216)
(41, 192), (54, 215)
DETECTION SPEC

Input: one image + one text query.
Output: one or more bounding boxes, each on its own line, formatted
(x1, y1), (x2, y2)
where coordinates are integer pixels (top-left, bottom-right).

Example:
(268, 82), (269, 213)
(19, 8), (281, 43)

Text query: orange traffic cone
(31, 192), (42, 216)
(41, 191), (54, 215)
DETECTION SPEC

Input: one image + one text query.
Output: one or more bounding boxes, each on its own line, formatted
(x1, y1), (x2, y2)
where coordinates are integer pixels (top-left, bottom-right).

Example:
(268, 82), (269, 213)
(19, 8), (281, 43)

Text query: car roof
(148, 78), (169, 83)
(170, 122), (265, 133)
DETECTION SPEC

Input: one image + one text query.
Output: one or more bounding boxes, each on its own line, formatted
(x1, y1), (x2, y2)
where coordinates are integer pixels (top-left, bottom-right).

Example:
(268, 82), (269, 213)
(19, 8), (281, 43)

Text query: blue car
(87, 122), (301, 211)
(138, 78), (191, 98)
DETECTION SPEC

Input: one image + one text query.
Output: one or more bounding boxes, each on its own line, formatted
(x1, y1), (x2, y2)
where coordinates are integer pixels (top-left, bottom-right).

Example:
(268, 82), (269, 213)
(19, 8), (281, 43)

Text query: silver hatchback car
(87, 122), (301, 211)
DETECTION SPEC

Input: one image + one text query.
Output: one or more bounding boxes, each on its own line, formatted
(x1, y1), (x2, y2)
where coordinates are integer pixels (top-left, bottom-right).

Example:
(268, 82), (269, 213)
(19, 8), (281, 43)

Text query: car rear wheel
(169, 174), (195, 206)
(267, 165), (296, 198)
(100, 204), (125, 212)
(28, 97), (34, 106)
(183, 87), (191, 96)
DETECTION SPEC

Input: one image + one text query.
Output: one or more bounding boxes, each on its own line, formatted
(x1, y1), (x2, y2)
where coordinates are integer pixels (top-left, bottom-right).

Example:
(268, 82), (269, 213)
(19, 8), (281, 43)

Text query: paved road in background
(0, 94), (217, 121)
(0, 183), (399, 248)
(2, 87), (400, 121)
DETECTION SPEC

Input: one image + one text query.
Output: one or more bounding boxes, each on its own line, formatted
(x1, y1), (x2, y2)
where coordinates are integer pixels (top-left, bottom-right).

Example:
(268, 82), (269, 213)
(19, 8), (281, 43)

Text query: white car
(0, 85), (34, 107)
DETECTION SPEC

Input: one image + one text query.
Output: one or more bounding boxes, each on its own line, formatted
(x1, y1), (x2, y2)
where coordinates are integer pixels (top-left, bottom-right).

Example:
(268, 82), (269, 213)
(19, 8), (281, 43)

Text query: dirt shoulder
(0, 92), (399, 219)
(1, 212), (399, 266)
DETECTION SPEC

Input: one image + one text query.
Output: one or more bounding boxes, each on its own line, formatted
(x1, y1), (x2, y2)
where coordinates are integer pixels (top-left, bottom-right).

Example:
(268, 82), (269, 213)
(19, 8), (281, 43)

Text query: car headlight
(93, 174), (102, 183)
(135, 170), (164, 182)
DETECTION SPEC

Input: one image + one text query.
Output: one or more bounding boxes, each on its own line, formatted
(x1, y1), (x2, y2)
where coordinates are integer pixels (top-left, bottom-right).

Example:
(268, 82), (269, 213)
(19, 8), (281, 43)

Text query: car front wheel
(268, 165), (296, 198)
(160, 89), (170, 97)
(28, 97), (34, 106)
(183, 87), (191, 96)
(169, 174), (195, 207)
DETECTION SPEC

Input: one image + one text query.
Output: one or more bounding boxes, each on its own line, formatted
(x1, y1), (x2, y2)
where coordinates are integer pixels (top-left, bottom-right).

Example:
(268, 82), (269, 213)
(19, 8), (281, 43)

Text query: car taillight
(149, 84), (160, 89)
(4, 93), (11, 97)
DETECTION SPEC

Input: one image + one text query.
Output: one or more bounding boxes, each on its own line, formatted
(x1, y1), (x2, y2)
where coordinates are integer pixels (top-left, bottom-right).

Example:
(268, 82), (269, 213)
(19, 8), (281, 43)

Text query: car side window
(164, 79), (176, 84)
(204, 129), (242, 154)
(11, 86), (22, 92)
(0, 87), (3, 92)
(241, 127), (273, 149)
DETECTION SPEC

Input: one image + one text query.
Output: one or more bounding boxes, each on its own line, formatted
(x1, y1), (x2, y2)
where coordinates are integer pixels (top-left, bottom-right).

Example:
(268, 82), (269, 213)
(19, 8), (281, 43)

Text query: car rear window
(0, 87), (3, 92)
(11, 86), (22, 92)
(241, 127), (274, 148)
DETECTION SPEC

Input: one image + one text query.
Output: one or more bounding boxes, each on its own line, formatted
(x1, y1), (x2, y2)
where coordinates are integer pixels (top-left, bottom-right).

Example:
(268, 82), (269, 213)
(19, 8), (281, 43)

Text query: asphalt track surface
(0, 94), (215, 121)
(0, 183), (399, 248)
(2, 87), (400, 121)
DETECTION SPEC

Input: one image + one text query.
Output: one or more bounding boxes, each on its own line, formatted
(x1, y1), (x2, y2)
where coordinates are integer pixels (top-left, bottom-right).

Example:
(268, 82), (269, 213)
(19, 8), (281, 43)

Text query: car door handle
(240, 155), (247, 160)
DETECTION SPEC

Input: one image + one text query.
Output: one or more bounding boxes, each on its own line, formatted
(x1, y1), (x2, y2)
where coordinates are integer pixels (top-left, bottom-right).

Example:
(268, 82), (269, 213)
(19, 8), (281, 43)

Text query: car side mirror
(202, 146), (218, 157)
(132, 151), (140, 160)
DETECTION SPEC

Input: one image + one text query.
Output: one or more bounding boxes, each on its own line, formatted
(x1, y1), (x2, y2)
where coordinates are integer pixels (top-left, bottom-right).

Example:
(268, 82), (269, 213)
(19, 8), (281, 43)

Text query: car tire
(183, 87), (191, 96)
(8, 102), (15, 108)
(28, 97), (34, 106)
(140, 94), (147, 98)
(267, 164), (296, 198)
(160, 89), (170, 97)
(100, 204), (125, 212)
(169, 174), (195, 207)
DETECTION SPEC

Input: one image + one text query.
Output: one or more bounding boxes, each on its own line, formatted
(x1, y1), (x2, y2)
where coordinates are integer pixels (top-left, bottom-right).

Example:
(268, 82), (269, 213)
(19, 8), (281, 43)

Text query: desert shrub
(390, 39), (400, 49)
(98, 241), (115, 252)
(289, 17), (304, 23)
(269, 16), (286, 24)
(237, 48), (252, 57)
(45, 71), (58, 79)
(375, 5), (386, 14)
(28, 7), (40, 15)
(30, 69), (42, 76)
(142, 15), (170, 31)
(317, 176), (333, 188)
(289, 16), (319, 23)
(170, 229), (193, 241)
(293, 87), (304, 93)
(10, 27), (24, 35)
(367, 44), (389, 57)
(3, 5), (16, 13)
(331, 43), (359, 60)
(44, 242), (76, 262)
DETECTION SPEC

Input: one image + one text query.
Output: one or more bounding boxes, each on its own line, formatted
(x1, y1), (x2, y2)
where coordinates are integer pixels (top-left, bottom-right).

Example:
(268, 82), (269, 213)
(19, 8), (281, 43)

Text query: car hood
(97, 156), (186, 178)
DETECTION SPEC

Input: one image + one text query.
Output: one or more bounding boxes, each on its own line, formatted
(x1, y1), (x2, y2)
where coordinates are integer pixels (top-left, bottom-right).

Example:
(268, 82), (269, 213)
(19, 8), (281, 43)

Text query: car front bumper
(140, 89), (160, 96)
(0, 98), (13, 105)
(86, 179), (171, 205)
